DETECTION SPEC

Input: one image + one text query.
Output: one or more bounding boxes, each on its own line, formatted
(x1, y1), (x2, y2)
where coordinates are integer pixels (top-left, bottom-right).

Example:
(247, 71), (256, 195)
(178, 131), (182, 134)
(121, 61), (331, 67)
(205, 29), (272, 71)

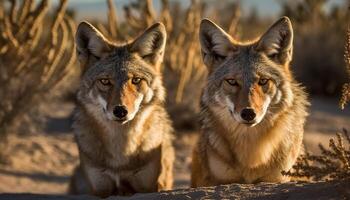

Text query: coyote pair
(70, 16), (308, 196)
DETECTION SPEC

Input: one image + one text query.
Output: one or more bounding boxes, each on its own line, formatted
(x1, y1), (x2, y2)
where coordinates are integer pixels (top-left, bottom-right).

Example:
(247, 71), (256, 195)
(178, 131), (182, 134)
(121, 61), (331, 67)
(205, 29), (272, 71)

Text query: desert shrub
(284, 129), (350, 181)
(0, 0), (76, 139)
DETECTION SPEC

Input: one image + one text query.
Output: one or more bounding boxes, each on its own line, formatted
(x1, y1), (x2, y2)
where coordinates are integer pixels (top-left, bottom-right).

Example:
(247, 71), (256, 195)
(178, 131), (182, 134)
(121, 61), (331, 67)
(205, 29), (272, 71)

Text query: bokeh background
(0, 0), (349, 194)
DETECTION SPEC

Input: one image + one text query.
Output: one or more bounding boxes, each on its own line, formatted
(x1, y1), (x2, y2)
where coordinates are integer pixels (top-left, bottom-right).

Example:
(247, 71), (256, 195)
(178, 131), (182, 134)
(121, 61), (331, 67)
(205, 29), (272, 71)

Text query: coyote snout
(215, 78), (272, 127)
(112, 105), (128, 120)
(214, 75), (277, 127)
(240, 108), (256, 122)
(95, 76), (151, 124)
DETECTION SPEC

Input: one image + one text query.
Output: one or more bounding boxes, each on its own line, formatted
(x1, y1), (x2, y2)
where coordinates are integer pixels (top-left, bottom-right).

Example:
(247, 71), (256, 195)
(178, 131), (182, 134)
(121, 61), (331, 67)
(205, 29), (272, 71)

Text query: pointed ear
(75, 22), (111, 65)
(130, 23), (167, 67)
(199, 19), (236, 69)
(256, 17), (293, 65)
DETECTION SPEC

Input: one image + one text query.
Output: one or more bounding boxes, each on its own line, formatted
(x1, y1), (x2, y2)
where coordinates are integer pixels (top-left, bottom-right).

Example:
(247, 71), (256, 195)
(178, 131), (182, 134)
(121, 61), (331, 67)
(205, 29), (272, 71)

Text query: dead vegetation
(0, 0), (76, 140)
(284, 129), (350, 181)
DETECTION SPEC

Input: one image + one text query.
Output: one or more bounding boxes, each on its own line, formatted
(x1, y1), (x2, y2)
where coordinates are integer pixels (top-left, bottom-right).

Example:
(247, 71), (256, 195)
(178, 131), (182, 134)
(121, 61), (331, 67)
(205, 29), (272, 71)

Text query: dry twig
(284, 129), (350, 181)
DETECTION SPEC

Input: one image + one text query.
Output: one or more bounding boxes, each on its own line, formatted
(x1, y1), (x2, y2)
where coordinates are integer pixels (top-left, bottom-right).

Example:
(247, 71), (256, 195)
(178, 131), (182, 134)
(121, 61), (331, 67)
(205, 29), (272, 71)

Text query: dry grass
(0, 0), (76, 138)
(284, 129), (350, 181)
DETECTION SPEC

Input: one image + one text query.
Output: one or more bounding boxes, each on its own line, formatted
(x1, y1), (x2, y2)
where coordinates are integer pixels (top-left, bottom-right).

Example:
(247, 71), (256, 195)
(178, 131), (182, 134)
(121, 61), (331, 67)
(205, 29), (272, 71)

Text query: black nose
(113, 105), (128, 119)
(240, 108), (256, 121)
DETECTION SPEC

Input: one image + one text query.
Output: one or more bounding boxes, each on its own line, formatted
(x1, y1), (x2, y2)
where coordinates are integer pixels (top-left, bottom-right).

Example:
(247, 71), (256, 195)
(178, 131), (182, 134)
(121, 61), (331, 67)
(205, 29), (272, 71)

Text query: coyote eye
(132, 77), (142, 84)
(99, 79), (111, 86)
(258, 78), (269, 86)
(226, 79), (238, 86)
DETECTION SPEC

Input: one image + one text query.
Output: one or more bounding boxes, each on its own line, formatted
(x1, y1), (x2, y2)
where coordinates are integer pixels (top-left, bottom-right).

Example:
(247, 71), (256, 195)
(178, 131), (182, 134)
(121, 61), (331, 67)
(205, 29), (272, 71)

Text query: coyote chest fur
(191, 17), (309, 187)
(69, 22), (174, 197)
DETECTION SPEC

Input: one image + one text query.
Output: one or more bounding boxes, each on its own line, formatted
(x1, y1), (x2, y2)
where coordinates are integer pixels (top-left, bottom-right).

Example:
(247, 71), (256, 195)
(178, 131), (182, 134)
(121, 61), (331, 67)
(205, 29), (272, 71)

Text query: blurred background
(0, 0), (349, 194)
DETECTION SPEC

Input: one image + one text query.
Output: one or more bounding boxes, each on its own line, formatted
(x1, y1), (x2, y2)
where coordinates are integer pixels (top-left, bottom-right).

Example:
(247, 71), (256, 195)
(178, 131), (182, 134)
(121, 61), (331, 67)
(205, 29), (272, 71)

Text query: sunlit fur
(191, 17), (309, 187)
(69, 22), (174, 197)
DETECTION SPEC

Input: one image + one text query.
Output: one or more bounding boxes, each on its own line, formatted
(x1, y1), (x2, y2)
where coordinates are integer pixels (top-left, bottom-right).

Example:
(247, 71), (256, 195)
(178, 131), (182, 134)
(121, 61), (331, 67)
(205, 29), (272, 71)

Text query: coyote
(69, 22), (174, 197)
(191, 17), (309, 187)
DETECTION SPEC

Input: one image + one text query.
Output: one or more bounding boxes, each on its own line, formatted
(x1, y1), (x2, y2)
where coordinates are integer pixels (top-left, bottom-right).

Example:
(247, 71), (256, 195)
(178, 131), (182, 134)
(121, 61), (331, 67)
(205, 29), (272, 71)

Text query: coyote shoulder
(191, 17), (309, 187)
(69, 22), (174, 197)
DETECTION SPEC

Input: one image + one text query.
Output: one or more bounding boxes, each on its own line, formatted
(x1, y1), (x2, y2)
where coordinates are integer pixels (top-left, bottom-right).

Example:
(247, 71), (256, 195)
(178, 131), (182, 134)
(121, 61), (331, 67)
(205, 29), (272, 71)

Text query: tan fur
(70, 22), (174, 197)
(191, 17), (309, 187)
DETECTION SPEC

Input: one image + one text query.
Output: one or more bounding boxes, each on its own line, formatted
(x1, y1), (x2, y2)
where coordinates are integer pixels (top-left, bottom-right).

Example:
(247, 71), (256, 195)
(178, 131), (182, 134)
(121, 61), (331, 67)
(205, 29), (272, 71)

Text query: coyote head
(75, 22), (166, 124)
(200, 17), (294, 127)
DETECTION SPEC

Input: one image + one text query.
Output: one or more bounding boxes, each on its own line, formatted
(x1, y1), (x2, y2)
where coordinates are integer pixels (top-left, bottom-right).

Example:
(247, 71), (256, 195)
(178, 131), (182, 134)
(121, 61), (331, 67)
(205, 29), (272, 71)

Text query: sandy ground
(0, 97), (349, 194)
